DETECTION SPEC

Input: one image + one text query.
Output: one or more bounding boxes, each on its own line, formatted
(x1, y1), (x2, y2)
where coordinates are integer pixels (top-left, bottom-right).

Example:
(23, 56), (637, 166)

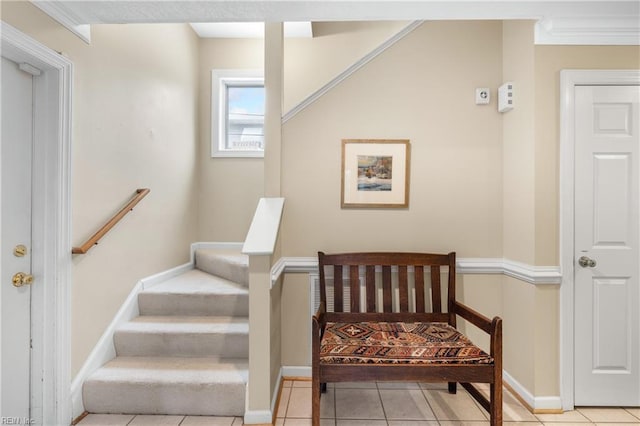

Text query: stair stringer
(70, 242), (243, 420)
(282, 20), (424, 124)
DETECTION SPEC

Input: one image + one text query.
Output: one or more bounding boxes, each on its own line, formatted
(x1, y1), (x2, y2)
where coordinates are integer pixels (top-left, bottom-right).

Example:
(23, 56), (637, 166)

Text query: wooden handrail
(72, 188), (150, 254)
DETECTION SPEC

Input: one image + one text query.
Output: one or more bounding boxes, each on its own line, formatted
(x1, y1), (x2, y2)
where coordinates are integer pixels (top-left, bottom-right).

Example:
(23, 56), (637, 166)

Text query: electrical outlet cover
(475, 88), (490, 105)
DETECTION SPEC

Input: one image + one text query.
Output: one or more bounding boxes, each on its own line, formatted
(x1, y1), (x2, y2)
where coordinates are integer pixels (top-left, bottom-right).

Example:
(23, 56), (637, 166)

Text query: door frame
(560, 69), (640, 411)
(0, 22), (72, 425)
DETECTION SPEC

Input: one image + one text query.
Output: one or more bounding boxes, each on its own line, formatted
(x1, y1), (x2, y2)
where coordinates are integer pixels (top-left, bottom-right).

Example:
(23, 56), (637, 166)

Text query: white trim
(211, 69), (264, 158)
(271, 368), (283, 418)
(281, 366), (312, 378)
(70, 262), (193, 418)
(30, 1), (91, 44)
(242, 198), (285, 256)
(535, 16), (640, 45)
(282, 20), (423, 123)
(1, 21), (73, 426)
(271, 257), (561, 286)
(559, 69), (640, 412)
(191, 22), (312, 39)
(278, 366), (560, 410)
(243, 409), (272, 424)
(503, 370), (562, 411)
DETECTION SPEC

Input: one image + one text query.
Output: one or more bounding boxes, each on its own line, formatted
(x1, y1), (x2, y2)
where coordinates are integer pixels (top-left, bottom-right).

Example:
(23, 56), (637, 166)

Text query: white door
(574, 84), (640, 406)
(1, 56), (34, 418)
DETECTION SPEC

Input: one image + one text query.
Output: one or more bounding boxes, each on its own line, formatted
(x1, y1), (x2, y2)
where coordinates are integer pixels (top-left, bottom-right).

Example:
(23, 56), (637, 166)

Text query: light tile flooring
(78, 380), (640, 426)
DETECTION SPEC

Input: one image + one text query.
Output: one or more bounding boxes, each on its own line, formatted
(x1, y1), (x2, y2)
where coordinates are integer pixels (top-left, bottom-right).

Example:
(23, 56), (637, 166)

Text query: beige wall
(533, 44), (640, 265)
(281, 21), (504, 257)
(500, 20), (539, 394)
(197, 21), (411, 241)
(280, 19), (505, 367)
(197, 38), (265, 241)
(284, 21), (409, 112)
(4, 2), (640, 401)
(279, 20), (640, 402)
(502, 21), (536, 265)
(2, 2), (200, 375)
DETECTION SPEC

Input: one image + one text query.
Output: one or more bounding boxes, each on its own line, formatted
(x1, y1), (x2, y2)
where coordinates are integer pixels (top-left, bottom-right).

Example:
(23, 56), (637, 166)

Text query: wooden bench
(312, 252), (503, 425)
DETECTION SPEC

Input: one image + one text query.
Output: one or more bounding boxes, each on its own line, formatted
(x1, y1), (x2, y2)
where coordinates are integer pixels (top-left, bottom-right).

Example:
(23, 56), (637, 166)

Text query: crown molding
(535, 16), (640, 45)
(31, 1), (91, 44)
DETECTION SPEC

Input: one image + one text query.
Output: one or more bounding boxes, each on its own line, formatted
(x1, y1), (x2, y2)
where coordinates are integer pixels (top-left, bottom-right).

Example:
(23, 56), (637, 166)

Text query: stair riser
(83, 381), (245, 416)
(195, 252), (248, 288)
(138, 294), (248, 317)
(114, 332), (248, 358)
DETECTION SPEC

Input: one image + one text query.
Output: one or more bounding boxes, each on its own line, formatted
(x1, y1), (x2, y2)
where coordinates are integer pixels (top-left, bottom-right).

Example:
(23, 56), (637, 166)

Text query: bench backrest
(318, 252), (456, 319)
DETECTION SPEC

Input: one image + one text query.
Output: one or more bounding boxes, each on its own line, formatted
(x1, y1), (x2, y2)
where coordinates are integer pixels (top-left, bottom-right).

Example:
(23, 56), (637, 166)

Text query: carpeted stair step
(195, 250), (248, 288)
(114, 316), (249, 358)
(138, 269), (248, 317)
(83, 356), (247, 416)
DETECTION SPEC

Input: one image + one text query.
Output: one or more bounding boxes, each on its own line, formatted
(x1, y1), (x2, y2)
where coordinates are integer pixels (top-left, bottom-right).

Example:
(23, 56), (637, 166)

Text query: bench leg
(490, 382), (503, 426)
(448, 382), (457, 394)
(312, 376), (320, 426)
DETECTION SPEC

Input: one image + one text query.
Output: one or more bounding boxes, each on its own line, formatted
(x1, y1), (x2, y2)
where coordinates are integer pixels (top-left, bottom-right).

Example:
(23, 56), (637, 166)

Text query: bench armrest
(312, 301), (326, 338)
(453, 300), (499, 335)
(453, 300), (502, 359)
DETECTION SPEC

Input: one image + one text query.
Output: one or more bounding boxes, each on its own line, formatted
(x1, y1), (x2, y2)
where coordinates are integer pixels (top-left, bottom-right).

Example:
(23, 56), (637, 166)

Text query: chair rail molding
(271, 257), (561, 286)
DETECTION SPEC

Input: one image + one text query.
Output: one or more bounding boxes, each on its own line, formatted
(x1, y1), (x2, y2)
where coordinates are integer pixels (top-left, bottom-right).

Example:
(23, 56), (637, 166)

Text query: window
(211, 69), (265, 157)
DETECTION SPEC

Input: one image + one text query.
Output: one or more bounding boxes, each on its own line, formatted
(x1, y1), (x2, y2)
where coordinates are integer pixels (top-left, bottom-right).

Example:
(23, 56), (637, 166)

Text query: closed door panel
(1, 56), (34, 418)
(574, 85), (640, 406)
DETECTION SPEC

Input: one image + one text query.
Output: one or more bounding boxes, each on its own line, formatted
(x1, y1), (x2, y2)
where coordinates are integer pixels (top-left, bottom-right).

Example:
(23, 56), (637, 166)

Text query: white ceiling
(30, 0), (640, 45)
(32, 1), (637, 24)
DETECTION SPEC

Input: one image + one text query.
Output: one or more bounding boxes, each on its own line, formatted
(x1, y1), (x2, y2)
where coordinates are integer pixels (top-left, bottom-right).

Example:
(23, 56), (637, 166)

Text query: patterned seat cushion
(320, 322), (493, 365)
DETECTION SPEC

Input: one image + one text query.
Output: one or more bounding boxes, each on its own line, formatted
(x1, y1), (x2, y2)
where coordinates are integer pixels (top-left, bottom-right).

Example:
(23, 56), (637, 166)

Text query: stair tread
(142, 269), (248, 295)
(117, 316), (249, 334)
(87, 356), (248, 384)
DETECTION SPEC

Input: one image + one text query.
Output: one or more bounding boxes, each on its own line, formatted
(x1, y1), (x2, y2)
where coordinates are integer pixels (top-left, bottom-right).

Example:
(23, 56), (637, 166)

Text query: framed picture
(341, 139), (410, 208)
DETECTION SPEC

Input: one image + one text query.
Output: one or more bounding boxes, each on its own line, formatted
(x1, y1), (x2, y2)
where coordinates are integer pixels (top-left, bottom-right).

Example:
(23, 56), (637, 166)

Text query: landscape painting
(357, 156), (392, 191)
(341, 139), (410, 208)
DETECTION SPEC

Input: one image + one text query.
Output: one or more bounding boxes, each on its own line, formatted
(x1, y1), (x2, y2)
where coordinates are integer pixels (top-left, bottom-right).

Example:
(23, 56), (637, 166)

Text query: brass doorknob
(12, 272), (34, 287)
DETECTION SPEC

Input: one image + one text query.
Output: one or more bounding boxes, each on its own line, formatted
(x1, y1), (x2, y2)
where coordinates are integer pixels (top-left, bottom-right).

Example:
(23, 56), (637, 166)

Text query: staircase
(82, 249), (250, 416)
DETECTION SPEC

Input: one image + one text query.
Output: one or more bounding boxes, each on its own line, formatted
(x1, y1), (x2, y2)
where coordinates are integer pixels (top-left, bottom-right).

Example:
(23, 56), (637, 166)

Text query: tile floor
(78, 380), (640, 426)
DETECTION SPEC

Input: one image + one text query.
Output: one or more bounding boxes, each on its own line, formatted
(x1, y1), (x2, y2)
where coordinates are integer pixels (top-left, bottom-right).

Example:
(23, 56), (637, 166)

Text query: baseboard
(503, 370), (563, 412)
(282, 366), (312, 378)
(69, 262), (193, 419)
(278, 366), (562, 413)
(243, 368), (282, 425)
(243, 409), (272, 425)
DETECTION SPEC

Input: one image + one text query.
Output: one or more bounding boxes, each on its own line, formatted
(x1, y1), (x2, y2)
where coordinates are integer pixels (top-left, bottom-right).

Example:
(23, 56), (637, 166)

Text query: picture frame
(341, 139), (410, 208)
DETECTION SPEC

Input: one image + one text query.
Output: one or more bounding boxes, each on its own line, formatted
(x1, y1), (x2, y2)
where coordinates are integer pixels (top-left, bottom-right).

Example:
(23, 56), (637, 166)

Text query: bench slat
(399, 265), (409, 311)
(350, 265), (360, 313)
(382, 265), (392, 313)
(415, 265), (425, 313)
(366, 265), (376, 313)
(431, 265), (442, 313)
(334, 265), (343, 312)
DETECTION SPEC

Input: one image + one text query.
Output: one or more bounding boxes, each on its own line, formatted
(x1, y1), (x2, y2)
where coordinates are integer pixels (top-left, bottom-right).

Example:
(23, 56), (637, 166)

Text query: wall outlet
(475, 88), (490, 105)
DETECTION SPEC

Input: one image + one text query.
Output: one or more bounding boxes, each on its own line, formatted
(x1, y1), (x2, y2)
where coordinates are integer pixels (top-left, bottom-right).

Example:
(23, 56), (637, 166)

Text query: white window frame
(211, 69), (264, 158)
